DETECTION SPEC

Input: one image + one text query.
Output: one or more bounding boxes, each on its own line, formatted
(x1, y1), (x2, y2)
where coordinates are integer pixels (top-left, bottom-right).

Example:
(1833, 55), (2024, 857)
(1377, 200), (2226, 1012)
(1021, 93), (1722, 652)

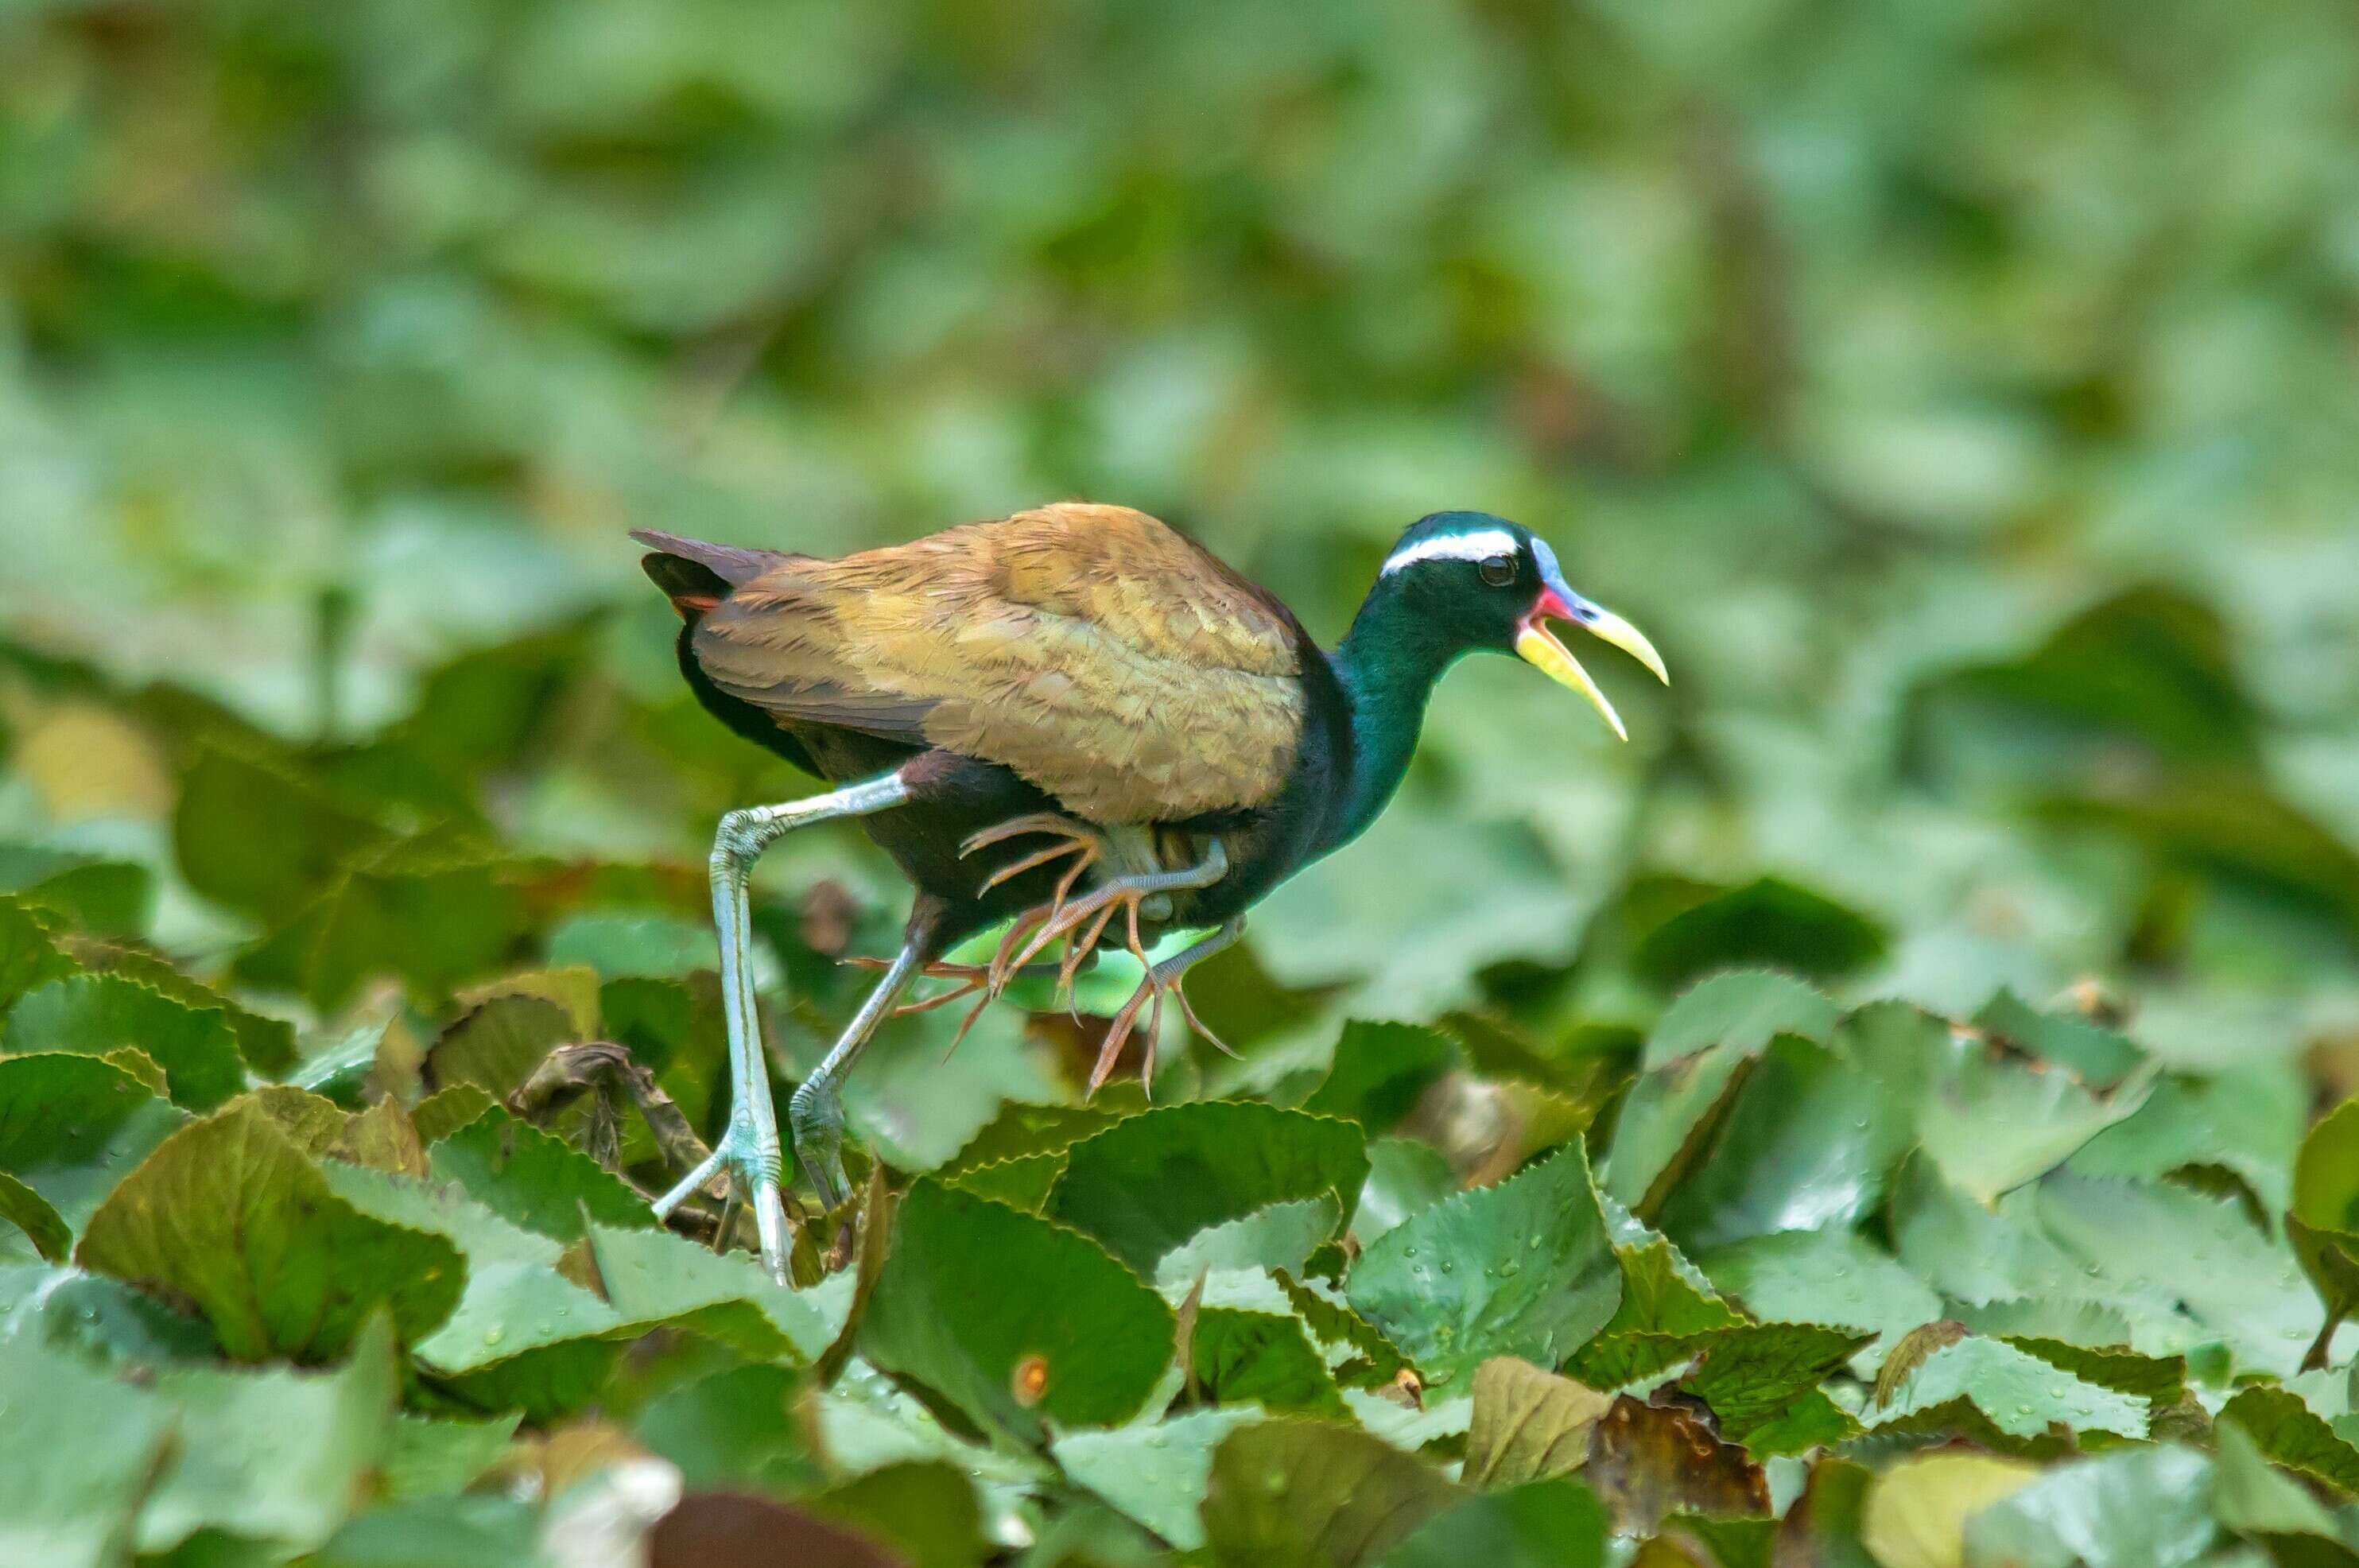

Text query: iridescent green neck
(1324, 576), (1463, 853)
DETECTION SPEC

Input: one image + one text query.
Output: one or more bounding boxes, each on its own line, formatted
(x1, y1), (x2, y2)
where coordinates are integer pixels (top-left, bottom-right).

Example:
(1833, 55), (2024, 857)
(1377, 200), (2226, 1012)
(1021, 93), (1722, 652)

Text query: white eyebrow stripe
(1379, 527), (1519, 576)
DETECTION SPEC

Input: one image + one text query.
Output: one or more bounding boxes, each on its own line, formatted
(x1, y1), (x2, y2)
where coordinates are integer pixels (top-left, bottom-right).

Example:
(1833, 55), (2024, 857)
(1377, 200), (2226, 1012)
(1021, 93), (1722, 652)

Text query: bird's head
(1375, 510), (1669, 739)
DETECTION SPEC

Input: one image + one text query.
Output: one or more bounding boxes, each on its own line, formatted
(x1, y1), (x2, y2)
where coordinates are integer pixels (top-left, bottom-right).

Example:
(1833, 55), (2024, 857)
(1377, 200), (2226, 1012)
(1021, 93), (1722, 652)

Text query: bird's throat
(1325, 589), (1462, 852)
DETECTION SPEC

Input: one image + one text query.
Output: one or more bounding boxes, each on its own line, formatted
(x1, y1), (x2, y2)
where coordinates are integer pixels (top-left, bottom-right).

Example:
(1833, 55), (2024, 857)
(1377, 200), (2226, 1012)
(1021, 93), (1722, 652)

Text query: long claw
(960, 812), (1096, 857)
(1173, 982), (1236, 1058)
(979, 837), (1095, 895)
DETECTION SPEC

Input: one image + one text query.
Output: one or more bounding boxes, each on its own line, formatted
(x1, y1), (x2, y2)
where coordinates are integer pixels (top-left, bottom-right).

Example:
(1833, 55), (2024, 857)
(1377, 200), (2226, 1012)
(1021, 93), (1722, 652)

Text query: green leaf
(172, 744), (390, 922)
(0, 1332), (176, 1568)
(2038, 1174), (2323, 1377)
(311, 1494), (542, 1568)
(585, 1220), (834, 1361)
(1919, 1040), (2155, 1205)
(426, 1105), (657, 1242)
(807, 1460), (988, 1568)
(863, 1178), (1174, 1439)
(942, 1100), (1127, 1210)
(2216, 1385), (2359, 1499)
(1869, 1335), (2147, 1446)
(7, 972), (246, 1110)
(1356, 1136), (1457, 1245)
(1859, 1451), (2038, 1568)
(2291, 1098), (2359, 1367)
(1192, 1306), (1349, 1416)
(0, 848), (151, 938)
(76, 1098), (464, 1362)
(1651, 1034), (1915, 1251)
(1697, 1228), (1943, 1364)
(1644, 971), (1840, 1069)
(67, 941), (299, 1075)
(1251, 812), (1585, 1017)
(1158, 1197), (1344, 1290)
(381, 1412), (523, 1502)
(1628, 877), (1887, 988)
(1049, 1101), (1367, 1274)
(1200, 1419), (1464, 1568)
(134, 1314), (402, 1558)
(0, 1052), (187, 1236)
(2210, 1419), (2343, 1541)
(1680, 1322), (1872, 1449)
(2069, 1067), (2303, 1215)
(1973, 989), (2144, 1086)
(1601, 1038), (1758, 1219)
(1376, 1477), (1609, 1568)
(321, 1165), (823, 1416)
(425, 994), (573, 1100)
(636, 1364), (814, 1496)
(0, 1263), (217, 1364)
(236, 847), (531, 1012)
(1347, 1144), (1620, 1386)
(1961, 1444), (2217, 1568)
(1304, 1021), (1461, 1131)
(1462, 1356), (1612, 1490)
(0, 895), (75, 1017)
(1053, 1407), (1267, 1551)
(413, 1084), (498, 1144)
(0, 1171), (69, 1261)
(1596, 1195), (1744, 1339)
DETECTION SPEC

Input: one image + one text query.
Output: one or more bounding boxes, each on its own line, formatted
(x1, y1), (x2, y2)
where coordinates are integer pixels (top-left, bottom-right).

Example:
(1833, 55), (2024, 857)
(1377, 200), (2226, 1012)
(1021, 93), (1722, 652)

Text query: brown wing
(691, 503), (1308, 823)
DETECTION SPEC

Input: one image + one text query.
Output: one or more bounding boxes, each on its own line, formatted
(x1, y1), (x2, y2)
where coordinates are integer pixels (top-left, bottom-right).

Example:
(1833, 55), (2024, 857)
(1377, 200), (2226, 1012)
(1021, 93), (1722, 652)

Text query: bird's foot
(961, 813), (1105, 921)
(1087, 918), (1245, 1096)
(787, 1076), (852, 1215)
(991, 840), (1233, 1011)
(649, 1105), (797, 1282)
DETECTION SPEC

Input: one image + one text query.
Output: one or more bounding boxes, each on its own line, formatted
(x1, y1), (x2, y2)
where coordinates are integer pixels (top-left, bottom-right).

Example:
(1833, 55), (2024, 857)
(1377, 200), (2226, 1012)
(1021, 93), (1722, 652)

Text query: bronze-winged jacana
(638, 503), (1665, 1276)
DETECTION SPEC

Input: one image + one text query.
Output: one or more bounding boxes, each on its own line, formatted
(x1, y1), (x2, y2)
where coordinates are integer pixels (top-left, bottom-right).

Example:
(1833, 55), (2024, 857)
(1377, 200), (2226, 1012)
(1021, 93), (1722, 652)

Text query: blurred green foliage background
(6, 0), (2357, 1056)
(9, 2), (2359, 1564)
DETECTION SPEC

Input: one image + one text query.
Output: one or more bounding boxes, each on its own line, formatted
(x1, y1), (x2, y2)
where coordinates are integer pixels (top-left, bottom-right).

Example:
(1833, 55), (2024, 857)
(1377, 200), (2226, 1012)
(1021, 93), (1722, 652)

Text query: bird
(635, 503), (1665, 1278)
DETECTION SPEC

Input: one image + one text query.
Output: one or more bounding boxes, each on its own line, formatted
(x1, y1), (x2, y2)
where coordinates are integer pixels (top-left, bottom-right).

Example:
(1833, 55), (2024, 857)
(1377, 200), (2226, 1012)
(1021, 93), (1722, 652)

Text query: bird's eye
(1479, 554), (1516, 588)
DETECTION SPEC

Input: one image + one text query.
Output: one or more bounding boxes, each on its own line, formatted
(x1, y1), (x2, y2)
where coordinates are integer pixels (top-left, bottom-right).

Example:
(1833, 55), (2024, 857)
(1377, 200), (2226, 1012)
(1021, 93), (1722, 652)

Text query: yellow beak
(1515, 594), (1669, 742)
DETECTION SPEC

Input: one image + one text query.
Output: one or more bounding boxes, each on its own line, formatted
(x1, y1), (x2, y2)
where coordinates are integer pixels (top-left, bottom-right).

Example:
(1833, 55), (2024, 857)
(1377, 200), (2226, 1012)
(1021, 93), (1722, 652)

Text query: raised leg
(787, 938), (924, 1213)
(1090, 916), (1246, 1095)
(654, 770), (910, 1281)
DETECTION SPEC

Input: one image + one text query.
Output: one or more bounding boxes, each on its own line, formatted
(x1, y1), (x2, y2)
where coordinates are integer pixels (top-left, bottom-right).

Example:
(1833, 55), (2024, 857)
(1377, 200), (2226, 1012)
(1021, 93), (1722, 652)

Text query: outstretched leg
(650, 770), (910, 1281)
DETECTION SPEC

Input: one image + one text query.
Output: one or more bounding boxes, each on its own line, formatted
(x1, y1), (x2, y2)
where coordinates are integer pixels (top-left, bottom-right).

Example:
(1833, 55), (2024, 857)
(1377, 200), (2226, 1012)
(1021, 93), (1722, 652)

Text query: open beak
(1515, 574), (1670, 743)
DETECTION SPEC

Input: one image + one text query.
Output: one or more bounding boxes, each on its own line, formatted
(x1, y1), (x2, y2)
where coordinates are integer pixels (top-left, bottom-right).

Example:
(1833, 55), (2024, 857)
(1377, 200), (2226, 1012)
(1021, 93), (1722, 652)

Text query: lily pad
(1461, 1356), (1612, 1490)
(134, 1314), (402, 1558)
(1053, 1406), (1268, 1551)
(76, 1099), (464, 1362)
(1049, 1100), (1367, 1274)
(1643, 971), (1840, 1069)
(1869, 1335), (2147, 1447)
(0, 1331), (177, 1568)
(425, 994), (575, 1100)
(1961, 1444), (2217, 1568)
(1347, 1144), (1620, 1386)
(6, 972), (246, 1110)
(426, 1105), (657, 1242)
(1199, 1419), (1463, 1568)
(863, 1178), (1174, 1440)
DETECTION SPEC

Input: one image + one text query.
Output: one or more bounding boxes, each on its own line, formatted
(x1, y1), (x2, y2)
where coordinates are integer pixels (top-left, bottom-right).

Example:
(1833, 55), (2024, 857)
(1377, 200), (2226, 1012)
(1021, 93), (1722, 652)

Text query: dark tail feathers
(632, 529), (794, 618)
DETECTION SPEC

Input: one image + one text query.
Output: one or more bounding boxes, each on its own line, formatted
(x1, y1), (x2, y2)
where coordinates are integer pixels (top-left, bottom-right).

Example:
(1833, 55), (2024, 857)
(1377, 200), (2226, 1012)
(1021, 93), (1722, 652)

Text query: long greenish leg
(675, 770), (911, 1282)
(788, 937), (925, 1213)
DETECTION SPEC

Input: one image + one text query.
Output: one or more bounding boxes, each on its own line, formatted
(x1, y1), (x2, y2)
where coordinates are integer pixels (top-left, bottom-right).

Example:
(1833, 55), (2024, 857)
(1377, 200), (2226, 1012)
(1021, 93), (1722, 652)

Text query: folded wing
(689, 503), (1309, 823)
